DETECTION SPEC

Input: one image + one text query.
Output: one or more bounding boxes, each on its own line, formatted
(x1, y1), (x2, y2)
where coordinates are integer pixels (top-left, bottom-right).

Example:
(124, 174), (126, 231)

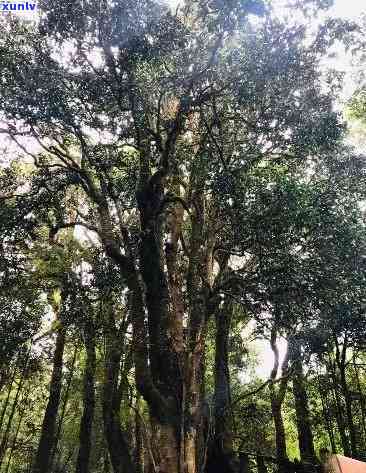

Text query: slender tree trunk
(52, 345), (78, 469)
(332, 384), (350, 456)
(206, 298), (237, 473)
(197, 353), (208, 473)
(239, 453), (251, 473)
(352, 354), (366, 443)
(0, 360), (18, 435)
(333, 338), (357, 457)
(3, 413), (22, 473)
(32, 327), (66, 473)
(292, 354), (317, 471)
(0, 379), (13, 438)
(75, 320), (96, 473)
(327, 355), (351, 457)
(0, 356), (28, 467)
(339, 364), (358, 458)
(3, 386), (29, 473)
(214, 300), (233, 449)
(59, 447), (75, 472)
(102, 307), (135, 473)
(256, 454), (268, 473)
(271, 401), (287, 472)
(134, 398), (144, 473)
(269, 330), (290, 473)
(104, 448), (111, 473)
(335, 340), (358, 459)
(317, 376), (336, 453)
(103, 378), (135, 473)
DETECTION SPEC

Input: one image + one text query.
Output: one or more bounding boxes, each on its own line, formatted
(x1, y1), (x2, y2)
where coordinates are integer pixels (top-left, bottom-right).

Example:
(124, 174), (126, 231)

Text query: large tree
(0, 1), (363, 472)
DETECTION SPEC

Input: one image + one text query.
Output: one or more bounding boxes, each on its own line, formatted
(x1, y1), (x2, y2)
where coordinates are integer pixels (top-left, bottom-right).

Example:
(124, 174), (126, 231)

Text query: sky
(331, 0), (366, 19)
(167, 0), (366, 19)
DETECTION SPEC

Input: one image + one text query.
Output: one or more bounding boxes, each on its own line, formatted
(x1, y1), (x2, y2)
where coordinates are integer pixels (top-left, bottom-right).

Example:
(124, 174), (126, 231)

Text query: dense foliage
(0, 1), (365, 473)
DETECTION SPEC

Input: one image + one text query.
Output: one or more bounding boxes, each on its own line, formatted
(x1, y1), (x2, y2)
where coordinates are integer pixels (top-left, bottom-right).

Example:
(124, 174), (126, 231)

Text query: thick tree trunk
(292, 355), (317, 471)
(32, 327), (66, 473)
(75, 321), (96, 473)
(156, 423), (179, 473)
(126, 170), (181, 473)
(96, 128), (211, 473)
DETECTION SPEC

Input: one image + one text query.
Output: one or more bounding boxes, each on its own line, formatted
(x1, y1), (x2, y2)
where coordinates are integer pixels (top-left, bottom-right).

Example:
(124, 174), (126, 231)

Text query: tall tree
(0, 1), (363, 472)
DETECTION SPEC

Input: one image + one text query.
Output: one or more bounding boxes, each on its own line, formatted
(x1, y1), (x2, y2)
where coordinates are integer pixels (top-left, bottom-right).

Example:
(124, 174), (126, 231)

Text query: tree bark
(104, 448), (111, 473)
(256, 454), (268, 473)
(352, 354), (366, 442)
(52, 345), (78, 469)
(3, 384), (29, 473)
(0, 359), (18, 436)
(102, 305), (135, 473)
(32, 326), (66, 473)
(0, 364), (26, 466)
(317, 375), (336, 453)
(271, 402), (287, 473)
(155, 423), (180, 473)
(206, 298), (237, 473)
(214, 300), (233, 448)
(183, 191), (215, 473)
(93, 113), (214, 473)
(137, 179), (182, 473)
(334, 338), (358, 458)
(239, 453), (251, 473)
(269, 329), (290, 473)
(327, 354), (351, 457)
(292, 350), (317, 471)
(134, 399), (144, 473)
(75, 320), (96, 473)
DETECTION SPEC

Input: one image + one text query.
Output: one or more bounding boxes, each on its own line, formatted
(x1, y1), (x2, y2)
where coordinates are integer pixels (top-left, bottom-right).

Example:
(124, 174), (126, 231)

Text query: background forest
(0, 0), (365, 472)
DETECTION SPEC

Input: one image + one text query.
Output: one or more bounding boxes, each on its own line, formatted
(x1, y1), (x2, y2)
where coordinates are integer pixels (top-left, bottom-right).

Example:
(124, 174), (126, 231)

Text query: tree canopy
(0, 1), (365, 473)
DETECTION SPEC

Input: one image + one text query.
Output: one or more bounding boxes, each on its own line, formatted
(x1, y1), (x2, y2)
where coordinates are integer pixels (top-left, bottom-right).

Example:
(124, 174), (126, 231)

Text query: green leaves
(347, 90), (366, 125)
